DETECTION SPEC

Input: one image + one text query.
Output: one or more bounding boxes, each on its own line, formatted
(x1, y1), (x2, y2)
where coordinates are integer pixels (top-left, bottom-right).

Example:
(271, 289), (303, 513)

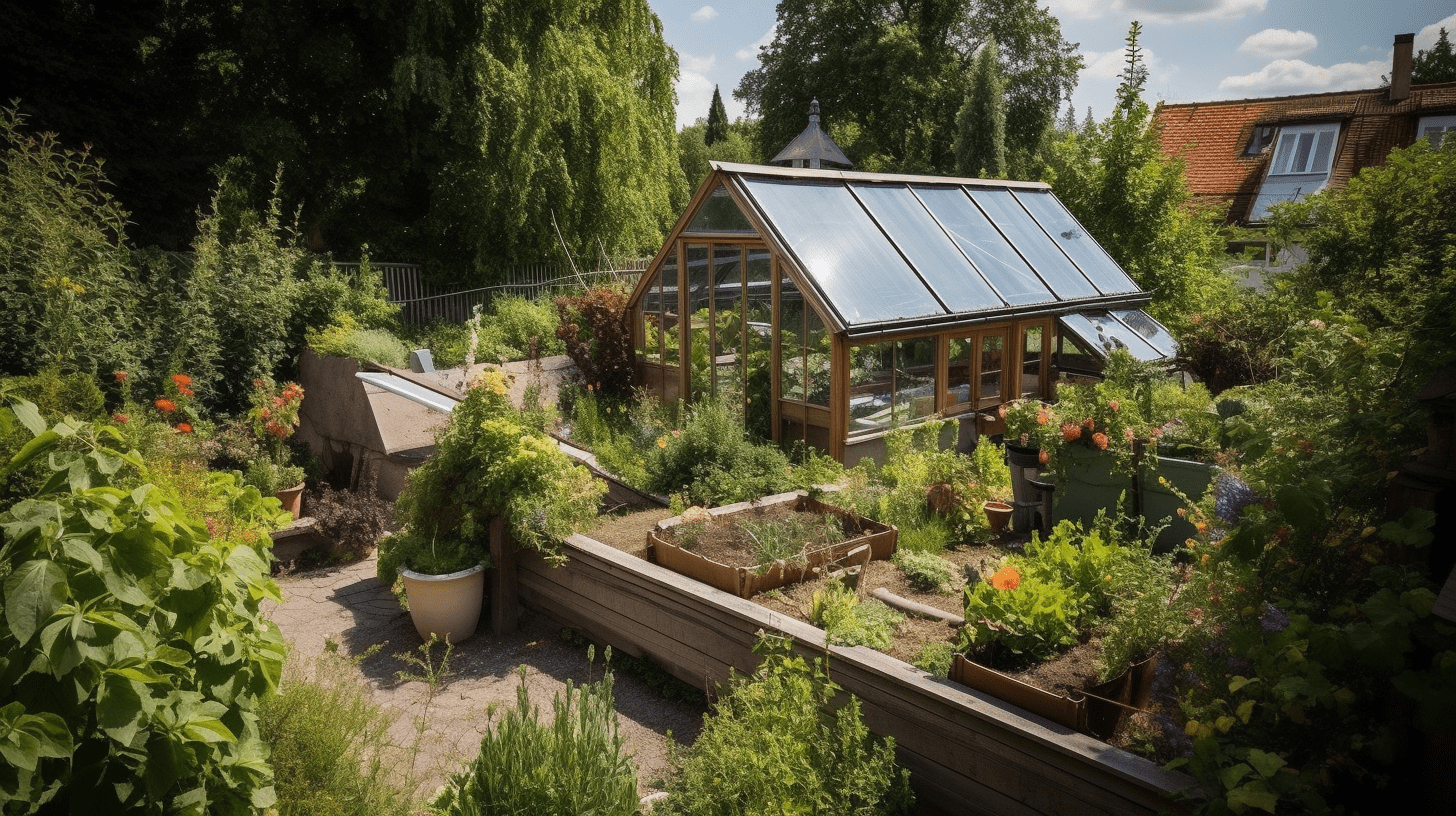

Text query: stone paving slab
(264, 552), (704, 801)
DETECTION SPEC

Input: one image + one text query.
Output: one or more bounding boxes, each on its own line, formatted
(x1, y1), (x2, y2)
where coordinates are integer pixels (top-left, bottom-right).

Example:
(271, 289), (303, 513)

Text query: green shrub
(645, 398), (797, 507)
(478, 294), (565, 361)
(261, 649), (416, 816)
(913, 642), (955, 677)
(893, 549), (957, 593)
(893, 515), (953, 555)
(960, 564), (1080, 669)
(433, 659), (637, 816)
(308, 313), (411, 367)
(659, 635), (914, 816)
(808, 582), (905, 650)
(0, 398), (287, 813)
(401, 318), (470, 368)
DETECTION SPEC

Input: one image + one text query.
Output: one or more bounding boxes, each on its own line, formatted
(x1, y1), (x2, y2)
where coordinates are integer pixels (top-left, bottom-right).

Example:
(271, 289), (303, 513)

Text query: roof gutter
(839, 292), (1154, 342)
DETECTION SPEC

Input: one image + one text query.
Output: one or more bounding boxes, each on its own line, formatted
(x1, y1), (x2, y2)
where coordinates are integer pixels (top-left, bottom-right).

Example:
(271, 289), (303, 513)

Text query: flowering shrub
(242, 377), (306, 493)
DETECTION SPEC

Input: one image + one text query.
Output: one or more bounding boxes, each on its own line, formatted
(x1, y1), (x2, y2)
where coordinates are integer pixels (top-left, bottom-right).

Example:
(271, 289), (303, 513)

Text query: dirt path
(264, 550), (704, 803)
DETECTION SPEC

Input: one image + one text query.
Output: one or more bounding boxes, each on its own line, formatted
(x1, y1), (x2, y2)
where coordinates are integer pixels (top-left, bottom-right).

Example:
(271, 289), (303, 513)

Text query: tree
(1044, 22), (1232, 331)
(705, 85), (730, 146)
(735, 0), (1081, 177)
(678, 119), (760, 192)
(1413, 27), (1456, 84)
(954, 38), (1006, 178)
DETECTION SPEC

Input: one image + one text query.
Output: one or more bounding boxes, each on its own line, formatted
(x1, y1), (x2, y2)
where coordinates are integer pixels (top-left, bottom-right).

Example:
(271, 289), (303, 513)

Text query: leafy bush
(433, 659), (637, 816)
(659, 635), (914, 816)
(960, 564), (1081, 669)
(307, 313), (411, 367)
(310, 469), (393, 560)
(893, 549), (957, 594)
(913, 642), (955, 677)
(555, 286), (634, 400)
(645, 398), (797, 507)
(381, 371), (604, 585)
(261, 649), (416, 816)
(0, 399), (287, 813)
(477, 294), (565, 361)
(808, 582), (904, 650)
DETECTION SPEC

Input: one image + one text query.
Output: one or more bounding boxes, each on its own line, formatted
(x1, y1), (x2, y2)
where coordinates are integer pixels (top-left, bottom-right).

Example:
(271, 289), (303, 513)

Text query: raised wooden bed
(949, 653), (1159, 741)
(516, 532), (1196, 815)
(649, 492), (897, 598)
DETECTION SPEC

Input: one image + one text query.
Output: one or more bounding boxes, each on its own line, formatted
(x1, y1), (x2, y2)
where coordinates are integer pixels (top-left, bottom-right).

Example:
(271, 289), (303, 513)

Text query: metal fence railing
(336, 259), (651, 324)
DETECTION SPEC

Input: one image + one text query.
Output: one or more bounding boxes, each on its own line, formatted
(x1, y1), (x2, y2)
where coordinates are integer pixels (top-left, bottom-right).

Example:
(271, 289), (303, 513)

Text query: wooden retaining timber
(516, 533), (1195, 816)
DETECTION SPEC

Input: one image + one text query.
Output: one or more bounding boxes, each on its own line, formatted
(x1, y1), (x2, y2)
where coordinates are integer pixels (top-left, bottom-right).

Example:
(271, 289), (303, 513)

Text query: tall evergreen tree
(1057, 102), (1078, 135)
(1413, 27), (1456, 84)
(954, 38), (1006, 178)
(705, 85), (729, 146)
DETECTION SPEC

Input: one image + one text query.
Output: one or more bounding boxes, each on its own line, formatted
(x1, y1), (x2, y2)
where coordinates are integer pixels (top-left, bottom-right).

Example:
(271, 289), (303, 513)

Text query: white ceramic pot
(399, 564), (486, 644)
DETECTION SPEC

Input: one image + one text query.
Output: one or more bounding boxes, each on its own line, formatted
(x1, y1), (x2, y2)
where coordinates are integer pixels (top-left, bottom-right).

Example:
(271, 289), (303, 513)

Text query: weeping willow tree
(412, 0), (685, 282)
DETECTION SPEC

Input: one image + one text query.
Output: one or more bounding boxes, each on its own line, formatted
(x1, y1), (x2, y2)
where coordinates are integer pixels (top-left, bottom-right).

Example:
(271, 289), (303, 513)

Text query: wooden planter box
(649, 491), (897, 598)
(950, 653), (1161, 741)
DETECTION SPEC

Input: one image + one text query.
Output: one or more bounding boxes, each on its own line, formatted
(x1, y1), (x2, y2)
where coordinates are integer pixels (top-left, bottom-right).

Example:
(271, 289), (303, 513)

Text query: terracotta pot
(400, 564), (485, 644)
(982, 501), (1013, 535)
(273, 481), (306, 520)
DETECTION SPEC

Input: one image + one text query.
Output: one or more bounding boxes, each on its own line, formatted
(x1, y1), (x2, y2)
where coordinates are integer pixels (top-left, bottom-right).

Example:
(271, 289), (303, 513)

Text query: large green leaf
(8, 429), (61, 472)
(4, 560), (69, 646)
(9, 400), (46, 436)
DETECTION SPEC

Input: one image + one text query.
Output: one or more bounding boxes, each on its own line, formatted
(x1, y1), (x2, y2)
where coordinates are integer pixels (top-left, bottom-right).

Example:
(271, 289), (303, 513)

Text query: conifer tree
(954, 38), (1006, 178)
(705, 85), (729, 146)
(1413, 27), (1456, 84)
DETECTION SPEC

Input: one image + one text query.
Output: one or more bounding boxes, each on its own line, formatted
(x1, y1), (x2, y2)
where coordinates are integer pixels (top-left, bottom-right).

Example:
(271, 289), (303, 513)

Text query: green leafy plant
(893, 549), (957, 594)
(913, 642), (955, 677)
(381, 370), (604, 586)
(243, 376), (306, 494)
(307, 313), (411, 367)
(808, 582), (905, 650)
(645, 397), (799, 507)
(433, 650), (638, 816)
(658, 634), (914, 816)
(735, 512), (847, 572)
(0, 398), (286, 813)
(960, 563), (1080, 669)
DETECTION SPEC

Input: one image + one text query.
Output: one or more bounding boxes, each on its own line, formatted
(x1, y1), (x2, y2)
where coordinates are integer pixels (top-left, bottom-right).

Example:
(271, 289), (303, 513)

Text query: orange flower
(171, 373), (192, 387)
(177, 385), (195, 397)
(1082, 416), (1095, 430)
(176, 422), (193, 433)
(1061, 423), (1082, 443)
(1109, 399), (1119, 413)
(997, 404), (1008, 419)
(114, 370), (128, 383)
(155, 398), (177, 414)
(656, 437), (667, 448)
(1038, 449), (1049, 465)
(113, 413), (128, 423)
(1035, 410), (1049, 425)
(1092, 432), (1109, 450)
(1124, 428), (1134, 443)
(991, 566), (1021, 591)
(253, 378), (264, 389)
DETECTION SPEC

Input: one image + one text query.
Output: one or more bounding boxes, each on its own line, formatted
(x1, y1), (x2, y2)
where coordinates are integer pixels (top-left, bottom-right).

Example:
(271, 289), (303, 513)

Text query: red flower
(113, 413), (128, 423)
(114, 370), (128, 383)
(155, 398), (177, 414)
(1038, 449), (1049, 465)
(1092, 432), (1109, 450)
(1061, 423), (1082, 443)
(171, 373), (192, 387)
(176, 422), (193, 433)
(991, 566), (1021, 591)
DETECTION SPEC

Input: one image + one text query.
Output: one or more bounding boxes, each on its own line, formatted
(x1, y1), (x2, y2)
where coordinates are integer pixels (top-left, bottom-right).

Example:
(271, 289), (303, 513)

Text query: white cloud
(1217, 58), (1385, 97)
(683, 53), (715, 74)
(1046, 0), (1265, 22)
(1416, 13), (1456, 51)
(690, 5), (717, 23)
(1238, 29), (1316, 59)
(675, 66), (716, 129)
(736, 23), (777, 61)
(1080, 45), (1169, 83)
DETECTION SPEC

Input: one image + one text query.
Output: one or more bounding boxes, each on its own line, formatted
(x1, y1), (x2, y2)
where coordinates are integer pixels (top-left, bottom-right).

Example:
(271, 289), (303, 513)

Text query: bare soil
(588, 507), (1104, 699)
(658, 503), (874, 570)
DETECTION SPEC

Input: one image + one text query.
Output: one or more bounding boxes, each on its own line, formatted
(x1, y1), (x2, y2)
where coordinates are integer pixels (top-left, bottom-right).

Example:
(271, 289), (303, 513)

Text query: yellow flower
(656, 437), (667, 448)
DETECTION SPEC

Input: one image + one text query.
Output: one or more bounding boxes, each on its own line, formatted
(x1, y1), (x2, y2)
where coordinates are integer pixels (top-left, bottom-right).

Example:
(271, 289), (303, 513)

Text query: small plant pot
(982, 501), (1013, 535)
(273, 481), (306, 520)
(400, 564), (486, 644)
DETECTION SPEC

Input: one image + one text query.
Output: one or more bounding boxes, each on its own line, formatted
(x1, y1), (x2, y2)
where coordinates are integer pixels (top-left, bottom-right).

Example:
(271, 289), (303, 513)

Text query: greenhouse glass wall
(628, 162), (1177, 465)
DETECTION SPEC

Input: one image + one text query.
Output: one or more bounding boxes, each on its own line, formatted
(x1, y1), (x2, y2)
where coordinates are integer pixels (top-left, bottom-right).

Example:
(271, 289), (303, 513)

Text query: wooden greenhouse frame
(627, 162), (1177, 465)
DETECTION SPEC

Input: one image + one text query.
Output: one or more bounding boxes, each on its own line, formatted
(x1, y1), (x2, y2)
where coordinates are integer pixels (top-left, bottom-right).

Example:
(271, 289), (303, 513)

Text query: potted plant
(998, 399), (1054, 466)
(379, 370), (605, 643)
(245, 377), (307, 517)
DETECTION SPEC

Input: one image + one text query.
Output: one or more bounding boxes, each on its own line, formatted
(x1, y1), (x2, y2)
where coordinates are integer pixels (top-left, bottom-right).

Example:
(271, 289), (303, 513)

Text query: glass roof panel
(1058, 312), (1167, 361)
(966, 188), (1098, 300)
(850, 183), (1005, 312)
(1013, 189), (1139, 295)
(741, 178), (945, 325)
(1111, 309), (1178, 358)
(686, 183), (757, 233)
(913, 187), (1050, 306)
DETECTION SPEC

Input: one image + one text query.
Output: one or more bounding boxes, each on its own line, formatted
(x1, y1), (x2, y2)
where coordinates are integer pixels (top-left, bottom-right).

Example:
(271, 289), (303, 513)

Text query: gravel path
(264, 551), (704, 803)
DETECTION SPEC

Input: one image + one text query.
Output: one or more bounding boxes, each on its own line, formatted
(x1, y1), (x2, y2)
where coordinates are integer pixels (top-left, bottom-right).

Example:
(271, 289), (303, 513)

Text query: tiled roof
(1155, 82), (1456, 225)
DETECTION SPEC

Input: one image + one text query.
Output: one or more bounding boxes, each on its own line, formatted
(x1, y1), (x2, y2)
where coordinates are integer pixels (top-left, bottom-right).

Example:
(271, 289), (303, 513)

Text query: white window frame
(1418, 115), (1456, 148)
(1268, 123), (1340, 176)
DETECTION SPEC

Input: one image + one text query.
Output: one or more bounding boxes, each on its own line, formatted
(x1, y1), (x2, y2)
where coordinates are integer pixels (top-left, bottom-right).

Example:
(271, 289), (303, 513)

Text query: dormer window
(1244, 125), (1276, 155)
(1268, 123), (1339, 176)
(1419, 115), (1456, 148)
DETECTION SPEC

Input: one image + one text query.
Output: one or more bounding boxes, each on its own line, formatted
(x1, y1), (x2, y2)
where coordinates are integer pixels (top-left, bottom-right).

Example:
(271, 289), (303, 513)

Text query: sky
(646, 0), (1456, 131)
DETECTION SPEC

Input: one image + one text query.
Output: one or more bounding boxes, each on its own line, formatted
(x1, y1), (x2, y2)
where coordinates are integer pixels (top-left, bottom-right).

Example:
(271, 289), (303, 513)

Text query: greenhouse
(627, 161), (1177, 465)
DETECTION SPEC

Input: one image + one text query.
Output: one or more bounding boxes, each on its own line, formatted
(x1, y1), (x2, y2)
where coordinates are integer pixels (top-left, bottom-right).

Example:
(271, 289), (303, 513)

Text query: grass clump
(308, 312), (411, 366)
(737, 512), (846, 571)
(433, 652), (638, 816)
(658, 635), (914, 816)
(260, 648), (416, 816)
(892, 549), (958, 594)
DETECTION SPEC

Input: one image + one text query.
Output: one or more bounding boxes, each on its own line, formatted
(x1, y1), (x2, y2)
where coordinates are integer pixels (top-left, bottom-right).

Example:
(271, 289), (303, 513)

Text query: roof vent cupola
(770, 98), (853, 169)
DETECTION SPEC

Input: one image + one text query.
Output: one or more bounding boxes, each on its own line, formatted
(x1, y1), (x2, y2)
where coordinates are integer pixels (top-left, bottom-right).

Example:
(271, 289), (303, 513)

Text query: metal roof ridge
(710, 161), (1052, 189)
